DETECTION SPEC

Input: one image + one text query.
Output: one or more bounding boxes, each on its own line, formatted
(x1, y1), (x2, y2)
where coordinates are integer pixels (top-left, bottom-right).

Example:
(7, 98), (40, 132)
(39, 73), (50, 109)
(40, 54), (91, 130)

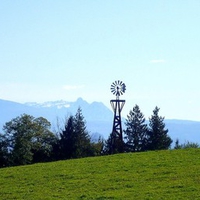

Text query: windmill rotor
(110, 80), (126, 97)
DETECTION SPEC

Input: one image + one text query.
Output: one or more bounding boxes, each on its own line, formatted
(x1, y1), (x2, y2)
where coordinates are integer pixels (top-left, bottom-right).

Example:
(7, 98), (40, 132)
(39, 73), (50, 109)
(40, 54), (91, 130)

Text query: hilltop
(0, 149), (200, 199)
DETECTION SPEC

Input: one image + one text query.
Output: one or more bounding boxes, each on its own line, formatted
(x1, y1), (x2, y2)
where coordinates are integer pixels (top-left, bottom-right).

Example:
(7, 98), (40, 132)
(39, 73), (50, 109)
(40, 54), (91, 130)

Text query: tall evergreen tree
(59, 115), (75, 159)
(124, 105), (148, 152)
(147, 107), (172, 150)
(59, 108), (92, 159)
(73, 107), (91, 158)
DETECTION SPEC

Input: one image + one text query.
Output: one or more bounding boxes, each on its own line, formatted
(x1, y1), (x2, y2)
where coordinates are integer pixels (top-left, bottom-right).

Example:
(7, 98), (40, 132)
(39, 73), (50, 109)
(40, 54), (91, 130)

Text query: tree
(103, 133), (114, 154)
(147, 107), (172, 150)
(3, 114), (35, 165)
(73, 107), (92, 158)
(59, 115), (76, 159)
(0, 133), (10, 167)
(31, 117), (58, 163)
(124, 105), (148, 152)
(59, 108), (92, 159)
(104, 131), (125, 154)
(2, 114), (57, 166)
(90, 137), (104, 156)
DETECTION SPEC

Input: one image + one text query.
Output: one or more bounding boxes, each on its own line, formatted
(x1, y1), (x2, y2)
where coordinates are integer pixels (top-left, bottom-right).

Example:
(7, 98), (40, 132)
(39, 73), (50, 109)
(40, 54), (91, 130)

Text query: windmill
(110, 80), (126, 153)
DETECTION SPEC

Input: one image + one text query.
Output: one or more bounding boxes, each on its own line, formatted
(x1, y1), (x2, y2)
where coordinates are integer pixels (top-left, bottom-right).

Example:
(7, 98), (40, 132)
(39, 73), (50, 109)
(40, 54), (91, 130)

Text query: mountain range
(1, 98), (200, 145)
(0, 98), (113, 139)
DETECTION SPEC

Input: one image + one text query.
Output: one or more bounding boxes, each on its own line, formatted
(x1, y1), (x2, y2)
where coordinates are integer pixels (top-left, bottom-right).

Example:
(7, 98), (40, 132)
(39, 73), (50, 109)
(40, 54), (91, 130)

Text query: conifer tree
(59, 108), (92, 159)
(73, 107), (91, 158)
(124, 104), (148, 152)
(147, 106), (172, 150)
(59, 115), (75, 159)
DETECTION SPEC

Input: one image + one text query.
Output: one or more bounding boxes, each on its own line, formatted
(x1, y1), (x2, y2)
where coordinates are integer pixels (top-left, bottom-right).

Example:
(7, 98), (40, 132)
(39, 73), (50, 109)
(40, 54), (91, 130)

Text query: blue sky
(1, 1), (200, 120)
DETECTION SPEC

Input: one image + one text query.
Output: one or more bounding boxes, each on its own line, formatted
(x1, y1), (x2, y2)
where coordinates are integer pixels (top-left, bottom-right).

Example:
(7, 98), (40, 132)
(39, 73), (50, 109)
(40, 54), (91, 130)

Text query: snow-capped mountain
(25, 100), (71, 109)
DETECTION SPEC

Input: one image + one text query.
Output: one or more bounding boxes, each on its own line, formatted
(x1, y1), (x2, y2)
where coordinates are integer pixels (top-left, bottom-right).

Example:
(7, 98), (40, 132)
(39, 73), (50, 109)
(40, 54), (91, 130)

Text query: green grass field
(0, 149), (200, 199)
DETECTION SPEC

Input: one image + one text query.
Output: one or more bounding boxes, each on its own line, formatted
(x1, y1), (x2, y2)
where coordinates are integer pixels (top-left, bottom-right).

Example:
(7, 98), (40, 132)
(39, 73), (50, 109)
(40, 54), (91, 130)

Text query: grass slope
(0, 149), (200, 200)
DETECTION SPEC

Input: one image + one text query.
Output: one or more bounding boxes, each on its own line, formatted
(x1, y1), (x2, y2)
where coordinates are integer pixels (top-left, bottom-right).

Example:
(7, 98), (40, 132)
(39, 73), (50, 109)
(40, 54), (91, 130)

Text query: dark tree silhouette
(73, 107), (92, 158)
(124, 104), (148, 152)
(59, 115), (75, 159)
(59, 108), (92, 159)
(147, 107), (172, 150)
(0, 133), (10, 167)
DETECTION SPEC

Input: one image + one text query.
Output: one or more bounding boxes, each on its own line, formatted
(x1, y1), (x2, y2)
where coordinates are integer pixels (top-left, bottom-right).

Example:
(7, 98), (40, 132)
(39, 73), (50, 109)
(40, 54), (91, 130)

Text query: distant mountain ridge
(0, 98), (113, 137)
(1, 98), (200, 144)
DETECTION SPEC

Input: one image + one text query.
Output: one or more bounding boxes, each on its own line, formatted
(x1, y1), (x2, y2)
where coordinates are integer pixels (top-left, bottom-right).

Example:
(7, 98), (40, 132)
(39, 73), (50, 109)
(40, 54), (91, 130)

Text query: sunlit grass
(0, 149), (200, 199)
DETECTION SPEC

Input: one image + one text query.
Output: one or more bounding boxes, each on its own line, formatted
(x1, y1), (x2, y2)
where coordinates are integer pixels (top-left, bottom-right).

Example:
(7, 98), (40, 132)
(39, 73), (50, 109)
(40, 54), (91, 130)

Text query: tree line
(1, 104), (195, 168)
(0, 108), (104, 167)
(104, 105), (172, 154)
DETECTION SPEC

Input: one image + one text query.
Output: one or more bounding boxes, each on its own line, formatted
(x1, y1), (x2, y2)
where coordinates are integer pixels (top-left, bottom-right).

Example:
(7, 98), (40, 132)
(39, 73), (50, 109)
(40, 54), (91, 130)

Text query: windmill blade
(111, 85), (115, 90)
(111, 83), (116, 88)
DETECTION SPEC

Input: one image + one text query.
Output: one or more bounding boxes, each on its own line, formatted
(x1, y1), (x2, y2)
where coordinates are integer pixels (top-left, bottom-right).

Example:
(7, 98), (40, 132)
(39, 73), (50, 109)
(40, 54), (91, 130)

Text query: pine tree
(147, 107), (172, 150)
(59, 108), (92, 159)
(73, 107), (91, 158)
(59, 115), (75, 159)
(124, 105), (148, 152)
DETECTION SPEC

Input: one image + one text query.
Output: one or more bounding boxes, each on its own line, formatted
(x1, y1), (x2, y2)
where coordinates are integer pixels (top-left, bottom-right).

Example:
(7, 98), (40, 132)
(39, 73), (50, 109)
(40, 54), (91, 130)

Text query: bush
(174, 139), (199, 149)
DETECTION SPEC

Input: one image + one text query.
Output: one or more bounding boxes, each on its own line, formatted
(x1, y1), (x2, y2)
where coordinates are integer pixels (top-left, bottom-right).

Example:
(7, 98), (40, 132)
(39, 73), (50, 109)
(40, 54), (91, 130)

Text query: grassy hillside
(0, 149), (200, 200)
